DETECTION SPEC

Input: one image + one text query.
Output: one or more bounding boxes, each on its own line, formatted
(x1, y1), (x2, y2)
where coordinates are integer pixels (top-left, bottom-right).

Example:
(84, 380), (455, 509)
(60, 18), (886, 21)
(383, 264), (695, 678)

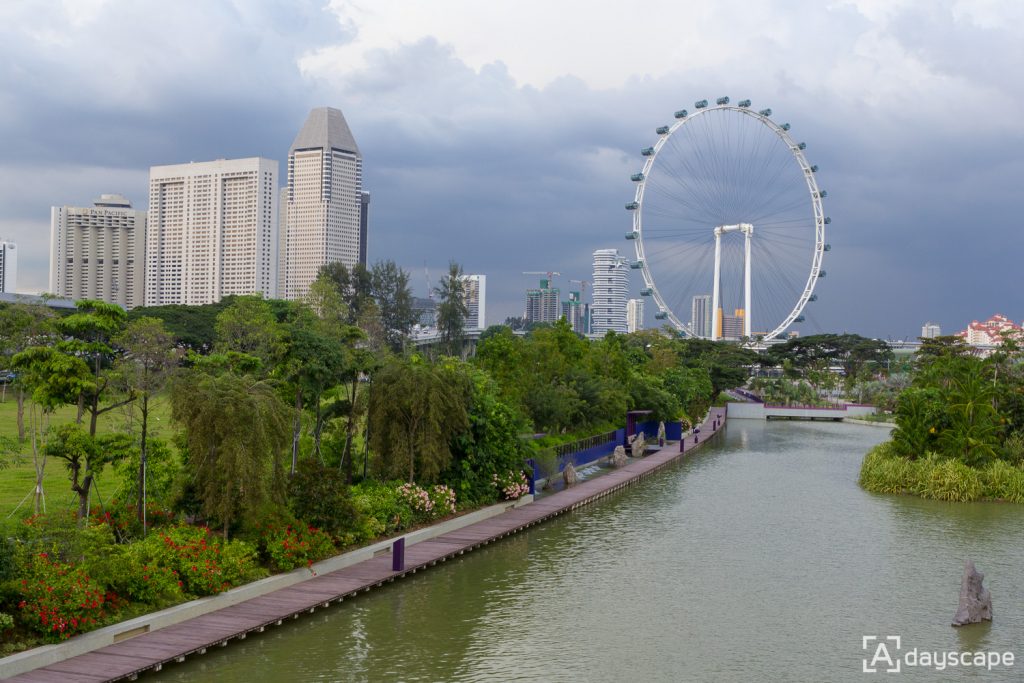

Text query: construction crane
(569, 278), (590, 297)
(522, 271), (561, 287)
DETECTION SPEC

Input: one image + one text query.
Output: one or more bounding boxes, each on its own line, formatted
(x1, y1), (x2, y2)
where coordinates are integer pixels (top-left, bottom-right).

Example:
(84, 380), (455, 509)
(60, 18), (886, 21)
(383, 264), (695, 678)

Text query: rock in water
(610, 445), (627, 468)
(632, 434), (647, 457)
(952, 560), (993, 626)
(562, 463), (578, 487)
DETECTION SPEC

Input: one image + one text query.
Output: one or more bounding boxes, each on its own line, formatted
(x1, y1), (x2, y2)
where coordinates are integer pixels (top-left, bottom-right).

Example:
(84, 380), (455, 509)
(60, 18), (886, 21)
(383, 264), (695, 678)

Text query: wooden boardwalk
(4, 409), (725, 683)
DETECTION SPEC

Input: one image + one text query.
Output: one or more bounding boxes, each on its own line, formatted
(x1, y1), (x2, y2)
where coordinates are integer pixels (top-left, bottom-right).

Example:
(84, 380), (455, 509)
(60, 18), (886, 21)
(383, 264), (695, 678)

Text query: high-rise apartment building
(720, 309), (745, 340)
(691, 294), (712, 338)
(591, 249), (628, 335)
(49, 195), (145, 309)
(562, 290), (585, 333)
(921, 322), (941, 338)
(526, 279), (560, 324)
(146, 158), (278, 306)
(626, 298), (644, 333)
(0, 242), (17, 293)
(461, 274), (486, 330)
(359, 191), (370, 268)
(281, 107), (363, 300)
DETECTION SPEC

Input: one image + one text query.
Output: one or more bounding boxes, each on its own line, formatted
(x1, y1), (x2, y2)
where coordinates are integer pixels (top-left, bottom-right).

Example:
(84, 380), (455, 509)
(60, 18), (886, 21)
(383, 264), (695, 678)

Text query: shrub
(397, 483), (456, 521)
(981, 460), (1024, 503)
(922, 459), (983, 502)
(89, 499), (176, 541)
(0, 611), (14, 633)
(352, 480), (413, 534)
(17, 552), (110, 641)
(147, 525), (262, 596)
(287, 460), (360, 540)
(260, 524), (336, 572)
(493, 470), (529, 500)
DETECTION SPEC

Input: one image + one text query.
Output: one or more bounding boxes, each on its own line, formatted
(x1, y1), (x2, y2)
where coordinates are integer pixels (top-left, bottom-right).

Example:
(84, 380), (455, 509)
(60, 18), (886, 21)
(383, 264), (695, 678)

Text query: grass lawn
(0, 394), (176, 519)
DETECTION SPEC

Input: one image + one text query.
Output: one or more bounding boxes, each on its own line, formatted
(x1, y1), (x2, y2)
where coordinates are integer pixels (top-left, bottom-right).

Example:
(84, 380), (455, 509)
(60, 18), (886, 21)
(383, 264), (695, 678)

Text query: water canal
(148, 421), (1024, 682)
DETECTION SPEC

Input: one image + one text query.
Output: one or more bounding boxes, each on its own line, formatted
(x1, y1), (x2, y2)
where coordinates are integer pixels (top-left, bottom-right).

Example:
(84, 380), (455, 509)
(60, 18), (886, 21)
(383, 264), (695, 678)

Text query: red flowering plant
(17, 552), (111, 642)
(146, 524), (262, 596)
(89, 499), (175, 540)
(258, 524), (336, 572)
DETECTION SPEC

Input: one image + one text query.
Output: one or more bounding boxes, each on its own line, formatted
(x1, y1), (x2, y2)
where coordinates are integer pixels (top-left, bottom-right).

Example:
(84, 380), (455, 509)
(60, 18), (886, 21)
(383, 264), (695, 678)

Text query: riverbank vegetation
(859, 335), (1024, 502)
(0, 263), (729, 651)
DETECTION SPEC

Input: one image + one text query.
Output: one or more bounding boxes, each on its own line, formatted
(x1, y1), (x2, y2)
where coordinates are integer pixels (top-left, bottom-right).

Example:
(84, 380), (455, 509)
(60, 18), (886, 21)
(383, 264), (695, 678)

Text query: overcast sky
(1, 0), (1021, 339)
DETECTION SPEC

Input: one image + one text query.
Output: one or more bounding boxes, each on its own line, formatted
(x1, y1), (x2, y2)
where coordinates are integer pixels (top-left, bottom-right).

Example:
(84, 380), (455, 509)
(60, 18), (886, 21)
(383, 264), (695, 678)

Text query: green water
(148, 422), (1024, 682)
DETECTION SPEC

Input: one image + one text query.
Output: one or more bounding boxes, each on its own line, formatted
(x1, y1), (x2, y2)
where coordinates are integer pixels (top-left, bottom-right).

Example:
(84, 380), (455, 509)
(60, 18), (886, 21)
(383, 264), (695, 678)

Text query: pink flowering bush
(493, 470), (530, 500)
(396, 483), (457, 521)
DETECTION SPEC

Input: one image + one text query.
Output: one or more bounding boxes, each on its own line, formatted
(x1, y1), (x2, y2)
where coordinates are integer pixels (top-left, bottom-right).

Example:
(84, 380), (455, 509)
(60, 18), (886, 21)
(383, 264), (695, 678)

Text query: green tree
(214, 295), (282, 367)
(368, 356), (470, 483)
(434, 261), (468, 357)
(56, 299), (133, 436)
(115, 317), (178, 525)
(44, 424), (128, 522)
(318, 262), (374, 326)
(170, 371), (290, 537)
(12, 346), (94, 513)
(370, 260), (417, 353)
(0, 303), (54, 440)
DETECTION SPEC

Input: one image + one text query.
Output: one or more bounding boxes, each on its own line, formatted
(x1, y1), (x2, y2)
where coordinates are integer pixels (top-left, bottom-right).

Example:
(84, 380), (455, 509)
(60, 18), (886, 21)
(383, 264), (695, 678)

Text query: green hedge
(859, 442), (1024, 503)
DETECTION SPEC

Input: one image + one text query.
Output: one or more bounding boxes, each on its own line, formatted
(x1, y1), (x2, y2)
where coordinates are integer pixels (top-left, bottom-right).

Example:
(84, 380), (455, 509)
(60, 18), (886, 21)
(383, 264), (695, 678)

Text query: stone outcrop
(562, 462), (578, 487)
(610, 445), (627, 468)
(657, 421), (666, 446)
(952, 560), (993, 626)
(631, 433), (647, 457)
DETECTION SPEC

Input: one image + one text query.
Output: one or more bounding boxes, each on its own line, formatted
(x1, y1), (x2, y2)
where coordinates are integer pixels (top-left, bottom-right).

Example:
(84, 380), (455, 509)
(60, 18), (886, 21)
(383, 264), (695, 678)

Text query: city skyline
(0, 2), (1021, 338)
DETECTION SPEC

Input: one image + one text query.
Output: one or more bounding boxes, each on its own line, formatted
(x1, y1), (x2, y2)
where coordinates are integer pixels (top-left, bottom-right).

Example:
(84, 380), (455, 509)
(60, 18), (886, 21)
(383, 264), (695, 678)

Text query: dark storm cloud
(1, 0), (1021, 339)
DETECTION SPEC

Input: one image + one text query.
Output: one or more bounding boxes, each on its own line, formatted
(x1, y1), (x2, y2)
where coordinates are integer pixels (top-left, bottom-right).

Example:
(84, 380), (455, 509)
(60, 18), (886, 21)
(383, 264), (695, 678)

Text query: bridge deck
(5, 409), (726, 683)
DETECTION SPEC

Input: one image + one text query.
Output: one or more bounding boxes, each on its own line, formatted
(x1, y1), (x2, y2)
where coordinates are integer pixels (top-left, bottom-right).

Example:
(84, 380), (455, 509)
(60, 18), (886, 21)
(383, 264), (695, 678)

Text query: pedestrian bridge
(726, 402), (876, 421)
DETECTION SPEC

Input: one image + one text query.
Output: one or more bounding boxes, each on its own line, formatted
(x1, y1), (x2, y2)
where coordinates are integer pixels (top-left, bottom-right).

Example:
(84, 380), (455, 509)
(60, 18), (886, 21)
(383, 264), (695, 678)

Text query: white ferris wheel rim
(630, 101), (826, 341)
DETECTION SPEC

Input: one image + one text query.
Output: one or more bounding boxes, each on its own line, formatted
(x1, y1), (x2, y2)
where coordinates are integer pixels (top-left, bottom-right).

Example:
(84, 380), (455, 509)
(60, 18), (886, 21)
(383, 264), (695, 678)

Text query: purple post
(694, 435), (699, 444)
(679, 438), (685, 453)
(392, 537), (405, 571)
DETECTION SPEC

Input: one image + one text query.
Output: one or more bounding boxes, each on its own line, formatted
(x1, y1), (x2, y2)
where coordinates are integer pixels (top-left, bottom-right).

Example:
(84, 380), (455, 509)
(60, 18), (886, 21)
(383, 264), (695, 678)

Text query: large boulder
(562, 462), (578, 487)
(952, 560), (993, 626)
(631, 433), (647, 457)
(610, 445), (627, 468)
(657, 421), (666, 446)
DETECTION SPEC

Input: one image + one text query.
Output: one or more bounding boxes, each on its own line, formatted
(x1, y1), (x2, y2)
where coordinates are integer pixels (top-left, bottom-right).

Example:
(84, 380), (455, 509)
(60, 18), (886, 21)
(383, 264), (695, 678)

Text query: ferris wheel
(626, 97), (829, 341)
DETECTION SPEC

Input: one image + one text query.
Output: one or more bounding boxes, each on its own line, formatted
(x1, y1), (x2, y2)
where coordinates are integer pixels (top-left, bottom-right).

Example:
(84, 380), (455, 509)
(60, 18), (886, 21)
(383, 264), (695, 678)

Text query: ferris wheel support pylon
(710, 223), (753, 341)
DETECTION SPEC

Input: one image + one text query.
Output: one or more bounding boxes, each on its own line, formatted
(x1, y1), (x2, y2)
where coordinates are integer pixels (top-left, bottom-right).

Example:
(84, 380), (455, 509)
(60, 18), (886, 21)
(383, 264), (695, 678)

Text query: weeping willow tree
(368, 356), (469, 483)
(170, 370), (289, 538)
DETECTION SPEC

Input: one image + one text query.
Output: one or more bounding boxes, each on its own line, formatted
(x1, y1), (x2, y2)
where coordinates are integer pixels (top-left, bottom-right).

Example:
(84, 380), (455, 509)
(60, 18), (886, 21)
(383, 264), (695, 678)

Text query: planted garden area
(0, 261), (726, 652)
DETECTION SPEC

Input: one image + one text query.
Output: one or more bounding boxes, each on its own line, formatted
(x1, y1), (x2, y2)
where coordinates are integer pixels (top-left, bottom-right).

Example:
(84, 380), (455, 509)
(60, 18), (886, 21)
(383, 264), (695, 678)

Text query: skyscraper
(525, 279), (560, 324)
(281, 107), (363, 300)
(626, 298), (645, 333)
(0, 242), (17, 294)
(50, 195), (146, 309)
(591, 249), (628, 335)
(562, 290), (585, 333)
(691, 294), (712, 338)
(146, 158), (278, 306)
(921, 322), (941, 338)
(461, 274), (486, 330)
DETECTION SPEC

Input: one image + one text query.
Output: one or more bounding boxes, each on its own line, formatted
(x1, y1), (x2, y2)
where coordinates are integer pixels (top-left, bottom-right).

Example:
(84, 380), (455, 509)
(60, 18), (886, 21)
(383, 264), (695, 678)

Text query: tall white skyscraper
(461, 274), (486, 330)
(626, 298), (644, 333)
(691, 294), (712, 338)
(591, 249), (628, 335)
(282, 107), (363, 300)
(146, 158), (278, 306)
(0, 242), (17, 293)
(50, 195), (146, 309)
(921, 322), (941, 338)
